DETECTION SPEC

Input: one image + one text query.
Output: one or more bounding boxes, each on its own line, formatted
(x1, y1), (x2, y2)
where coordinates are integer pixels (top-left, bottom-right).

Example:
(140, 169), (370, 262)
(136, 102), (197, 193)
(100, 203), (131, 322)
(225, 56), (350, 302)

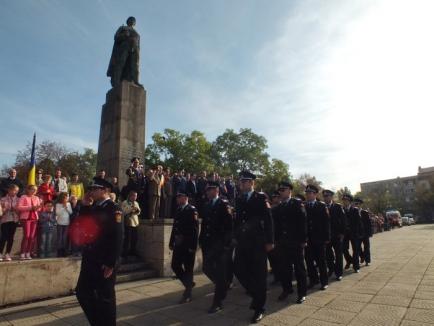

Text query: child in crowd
(121, 190), (141, 257)
(69, 195), (81, 256)
(38, 201), (56, 258)
(17, 185), (42, 260)
(55, 192), (72, 257)
(0, 184), (20, 261)
(37, 175), (55, 204)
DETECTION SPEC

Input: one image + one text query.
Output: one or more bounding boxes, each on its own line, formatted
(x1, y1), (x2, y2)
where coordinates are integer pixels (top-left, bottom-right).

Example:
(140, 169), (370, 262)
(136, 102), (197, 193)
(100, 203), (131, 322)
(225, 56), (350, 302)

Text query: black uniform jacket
(345, 206), (364, 239)
(305, 200), (331, 244)
(80, 199), (124, 269)
(361, 209), (373, 238)
(273, 197), (307, 246)
(170, 204), (199, 251)
(199, 198), (233, 250)
(328, 202), (347, 239)
(234, 191), (274, 249)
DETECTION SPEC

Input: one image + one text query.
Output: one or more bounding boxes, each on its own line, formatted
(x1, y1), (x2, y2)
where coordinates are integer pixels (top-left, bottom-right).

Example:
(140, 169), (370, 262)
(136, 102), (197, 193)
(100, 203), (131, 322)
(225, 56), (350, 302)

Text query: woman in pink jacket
(17, 185), (42, 260)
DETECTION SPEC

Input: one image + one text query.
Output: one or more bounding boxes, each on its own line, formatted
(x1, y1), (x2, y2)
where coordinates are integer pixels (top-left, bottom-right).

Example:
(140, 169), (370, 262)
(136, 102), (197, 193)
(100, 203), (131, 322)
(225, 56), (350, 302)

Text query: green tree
(256, 158), (291, 194)
(144, 129), (215, 173)
(211, 128), (269, 176)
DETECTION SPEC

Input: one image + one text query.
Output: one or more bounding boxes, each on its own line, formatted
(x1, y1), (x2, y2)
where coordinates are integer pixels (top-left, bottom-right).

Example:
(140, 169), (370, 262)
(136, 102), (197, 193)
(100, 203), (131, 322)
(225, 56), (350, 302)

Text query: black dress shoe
(320, 284), (328, 291)
(208, 304), (223, 314)
(344, 262), (351, 269)
(354, 269), (360, 273)
(296, 296), (306, 304)
(179, 296), (192, 304)
(251, 310), (264, 323)
(277, 289), (293, 301)
(307, 281), (319, 289)
(365, 262), (370, 266)
(336, 276), (343, 281)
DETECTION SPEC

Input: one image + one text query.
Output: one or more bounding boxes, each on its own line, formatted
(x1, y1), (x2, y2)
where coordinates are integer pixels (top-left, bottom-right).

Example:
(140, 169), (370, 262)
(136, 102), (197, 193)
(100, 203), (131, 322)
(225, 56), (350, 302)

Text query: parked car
(401, 216), (410, 226)
(408, 217), (415, 225)
(386, 210), (403, 228)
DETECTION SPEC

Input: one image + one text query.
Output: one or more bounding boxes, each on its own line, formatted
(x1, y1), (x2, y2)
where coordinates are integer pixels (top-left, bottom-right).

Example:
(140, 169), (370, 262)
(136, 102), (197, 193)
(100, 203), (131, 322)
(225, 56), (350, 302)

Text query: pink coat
(17, 195), (42, 220)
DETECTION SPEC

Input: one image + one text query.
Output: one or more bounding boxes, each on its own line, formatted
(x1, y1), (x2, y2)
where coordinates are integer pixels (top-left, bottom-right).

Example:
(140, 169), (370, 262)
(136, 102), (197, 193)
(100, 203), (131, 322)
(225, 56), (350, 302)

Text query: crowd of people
(0, 158), (381, 324)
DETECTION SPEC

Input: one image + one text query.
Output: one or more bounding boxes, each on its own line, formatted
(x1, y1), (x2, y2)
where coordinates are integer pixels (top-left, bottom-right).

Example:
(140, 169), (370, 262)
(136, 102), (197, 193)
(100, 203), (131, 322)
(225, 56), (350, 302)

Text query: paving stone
(414, 291), (434, 300)
(309, 307), (356, 324)
(405, 308), (434, 324)
(297, 318), (340, 326)
(371, 295), (412, 307)
(326, 299), (366, 313)
(410, 299), (434, 309)
(350, 303), (407, 325)
(401, 320), (434, 326)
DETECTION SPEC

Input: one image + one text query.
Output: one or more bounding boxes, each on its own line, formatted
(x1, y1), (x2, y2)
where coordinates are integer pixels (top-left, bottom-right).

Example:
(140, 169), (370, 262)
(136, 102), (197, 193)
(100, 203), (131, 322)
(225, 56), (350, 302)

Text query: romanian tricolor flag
(27, 133), (36, 186)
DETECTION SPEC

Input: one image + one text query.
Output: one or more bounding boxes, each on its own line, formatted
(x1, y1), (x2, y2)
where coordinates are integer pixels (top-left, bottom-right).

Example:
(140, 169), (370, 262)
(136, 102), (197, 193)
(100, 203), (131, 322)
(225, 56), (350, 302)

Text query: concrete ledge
(0, 257), (81, 307)
(136, 219), (203, 277)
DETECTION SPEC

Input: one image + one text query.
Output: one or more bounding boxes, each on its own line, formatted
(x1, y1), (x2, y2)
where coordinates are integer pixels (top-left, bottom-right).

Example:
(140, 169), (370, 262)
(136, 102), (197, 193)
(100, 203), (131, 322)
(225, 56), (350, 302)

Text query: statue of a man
(107, 17), (142, 88)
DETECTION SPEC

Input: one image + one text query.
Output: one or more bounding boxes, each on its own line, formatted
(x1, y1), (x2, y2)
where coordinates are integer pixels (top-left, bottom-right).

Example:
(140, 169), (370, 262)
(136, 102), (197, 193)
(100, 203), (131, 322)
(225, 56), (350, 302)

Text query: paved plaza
(1, 224), (434, 325)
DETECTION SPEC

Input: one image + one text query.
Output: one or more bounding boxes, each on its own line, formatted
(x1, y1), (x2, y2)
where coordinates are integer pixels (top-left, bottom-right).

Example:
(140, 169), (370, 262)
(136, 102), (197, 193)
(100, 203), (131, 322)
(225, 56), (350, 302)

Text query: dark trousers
(202, 246), (231, 304)
(276, 243), (307, 297)
(234, 246), (267, 312)
(171, 247), (196, 289)
(123, 226), (138, 255)
(76, 261), (117, 326)
(360, 237), (371, 263)
(305, 242), (328, 286)
(268, 249), (279, 281)
(326, 237), (343, 277)
(0, 222), (17, 254)
(343, 235), (352, 265)
(350, 238), (361, 270)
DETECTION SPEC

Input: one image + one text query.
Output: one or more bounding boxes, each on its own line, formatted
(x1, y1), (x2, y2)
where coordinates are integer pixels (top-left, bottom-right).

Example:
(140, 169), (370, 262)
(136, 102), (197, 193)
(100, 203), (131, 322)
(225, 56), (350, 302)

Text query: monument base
(136, 219), (203, 277)
(97, 81), (147, 187)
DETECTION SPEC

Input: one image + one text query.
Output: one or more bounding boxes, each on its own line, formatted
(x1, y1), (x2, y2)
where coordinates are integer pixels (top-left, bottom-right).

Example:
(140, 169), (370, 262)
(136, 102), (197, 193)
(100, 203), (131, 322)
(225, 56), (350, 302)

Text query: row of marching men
(169, 170), (372, 324)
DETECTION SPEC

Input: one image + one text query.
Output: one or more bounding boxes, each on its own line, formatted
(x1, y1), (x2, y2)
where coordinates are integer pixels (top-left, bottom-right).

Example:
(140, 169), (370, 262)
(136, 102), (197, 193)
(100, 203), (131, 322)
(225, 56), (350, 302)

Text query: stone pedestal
(136, 219), (203, 277)
(97, 81), (146, 187)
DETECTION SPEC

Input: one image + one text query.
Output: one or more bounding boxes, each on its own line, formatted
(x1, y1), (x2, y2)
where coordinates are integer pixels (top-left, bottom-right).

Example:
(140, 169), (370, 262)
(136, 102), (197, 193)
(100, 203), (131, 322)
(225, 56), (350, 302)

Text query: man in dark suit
(199, 181), (233, 313)
(354, 198), (372, 266)
(342, 194), (364, 273)
(304, 185), (331, 291)
(273, 182), (308, 304)
(169, 192), (199, 303)
(233, 171), (274, 324)
(75, 178), (123, 326)
(322, 189), (347, 281)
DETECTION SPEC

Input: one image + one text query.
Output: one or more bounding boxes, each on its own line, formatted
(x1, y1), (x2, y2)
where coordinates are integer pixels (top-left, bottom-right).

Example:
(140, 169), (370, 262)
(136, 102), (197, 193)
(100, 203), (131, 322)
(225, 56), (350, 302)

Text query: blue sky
(1, 0), (434, 191)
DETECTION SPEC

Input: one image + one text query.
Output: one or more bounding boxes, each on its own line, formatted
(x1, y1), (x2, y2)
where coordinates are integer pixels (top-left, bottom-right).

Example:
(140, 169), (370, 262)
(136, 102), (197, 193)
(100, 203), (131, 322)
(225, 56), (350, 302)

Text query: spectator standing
(186, 173), (197, 205)
(162, 169), (173, 218)
(17, 185), (42, 260)
(38, 175), (55, 203)
(55, 192), (72, 257)
(36, 169), (44, 186)
(147, 169), (161, 220)
(38, 201), (56, 258)
(111, 177), (121, 201)
(52, 169), (68, 199)
(121, 191), (141, 257)
(69, 195), (81, 256)
(0, 184), (20, 261)
(1, 169), (24, 197)
(69, 173), (85, 200)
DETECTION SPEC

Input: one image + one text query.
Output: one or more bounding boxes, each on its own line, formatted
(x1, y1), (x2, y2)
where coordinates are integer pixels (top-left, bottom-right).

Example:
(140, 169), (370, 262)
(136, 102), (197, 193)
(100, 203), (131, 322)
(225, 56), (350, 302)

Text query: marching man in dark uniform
(322, 189), (347, 281)
(75, 177), (124, 326)
(342, 194), (364, 273)
(354, 198), (372, 266)
(169, 191), (199, 303)
(304, 185), (331, 291)
(199, 181), (234, 313)
(233, 171), (274, 324)
(274, 181), (308, 304)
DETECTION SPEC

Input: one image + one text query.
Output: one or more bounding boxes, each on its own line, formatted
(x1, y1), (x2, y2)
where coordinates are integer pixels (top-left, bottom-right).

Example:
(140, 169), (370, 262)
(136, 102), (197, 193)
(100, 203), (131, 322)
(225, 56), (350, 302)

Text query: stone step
(118, 261), (148, 273)
(116, 269), (158, 284)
